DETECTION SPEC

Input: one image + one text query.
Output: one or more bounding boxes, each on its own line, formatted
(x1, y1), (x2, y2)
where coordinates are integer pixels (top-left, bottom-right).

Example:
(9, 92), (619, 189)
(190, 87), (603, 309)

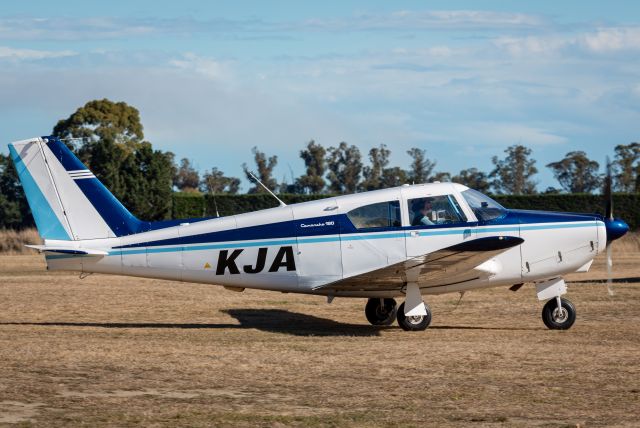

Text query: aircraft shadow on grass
(0, 309), (391, 337)
(0, 308), (539, 335)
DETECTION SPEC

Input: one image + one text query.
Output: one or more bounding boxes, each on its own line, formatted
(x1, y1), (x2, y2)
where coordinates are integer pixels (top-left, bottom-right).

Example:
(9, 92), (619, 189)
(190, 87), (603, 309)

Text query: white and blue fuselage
(44, 183), (607, 297)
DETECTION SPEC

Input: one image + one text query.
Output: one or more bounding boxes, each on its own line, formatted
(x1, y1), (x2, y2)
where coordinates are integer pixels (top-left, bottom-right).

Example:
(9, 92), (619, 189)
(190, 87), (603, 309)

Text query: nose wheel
(542, 297), (576, 330)
(365, 298), (397, 326)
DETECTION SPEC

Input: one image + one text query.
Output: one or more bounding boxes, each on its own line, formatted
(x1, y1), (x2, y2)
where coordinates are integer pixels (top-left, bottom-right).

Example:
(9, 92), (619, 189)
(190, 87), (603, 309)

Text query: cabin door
(338, 196), (406, 279)
(404, 192), (476, 258)
(293, 199), (343, 289)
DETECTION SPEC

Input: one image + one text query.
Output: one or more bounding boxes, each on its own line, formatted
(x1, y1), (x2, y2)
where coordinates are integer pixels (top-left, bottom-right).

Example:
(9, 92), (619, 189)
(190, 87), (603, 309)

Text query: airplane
(8, 136), (630, 331)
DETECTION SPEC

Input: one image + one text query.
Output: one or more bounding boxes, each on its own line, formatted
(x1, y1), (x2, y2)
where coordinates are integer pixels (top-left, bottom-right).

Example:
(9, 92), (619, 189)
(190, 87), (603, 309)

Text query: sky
(1, 0), (639, 191)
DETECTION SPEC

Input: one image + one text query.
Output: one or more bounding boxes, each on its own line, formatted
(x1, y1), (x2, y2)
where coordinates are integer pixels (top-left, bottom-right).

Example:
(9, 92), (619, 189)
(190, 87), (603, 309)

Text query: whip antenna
(247, 171), (286, 207)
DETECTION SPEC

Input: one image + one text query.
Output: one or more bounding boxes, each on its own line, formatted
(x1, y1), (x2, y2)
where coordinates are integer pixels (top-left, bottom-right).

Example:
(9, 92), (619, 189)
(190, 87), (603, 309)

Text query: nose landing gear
(542, 297), (576, 330)
(535, 277), (576, 330)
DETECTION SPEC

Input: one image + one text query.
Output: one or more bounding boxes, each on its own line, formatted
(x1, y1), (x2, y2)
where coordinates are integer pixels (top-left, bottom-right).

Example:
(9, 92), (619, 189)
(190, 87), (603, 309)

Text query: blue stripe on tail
(44, 137), (142, 236)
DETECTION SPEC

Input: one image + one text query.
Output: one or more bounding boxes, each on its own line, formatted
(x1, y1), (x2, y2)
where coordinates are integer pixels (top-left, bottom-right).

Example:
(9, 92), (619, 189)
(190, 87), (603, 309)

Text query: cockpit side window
(347, 200), (401, 229)
(461, 189), (506, 222)
(408, 195), (467, 226)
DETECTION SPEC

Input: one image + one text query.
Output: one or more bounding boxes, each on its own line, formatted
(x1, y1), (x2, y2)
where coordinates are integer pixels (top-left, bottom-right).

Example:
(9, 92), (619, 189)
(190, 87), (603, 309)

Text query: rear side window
(347, 201), (401, 229)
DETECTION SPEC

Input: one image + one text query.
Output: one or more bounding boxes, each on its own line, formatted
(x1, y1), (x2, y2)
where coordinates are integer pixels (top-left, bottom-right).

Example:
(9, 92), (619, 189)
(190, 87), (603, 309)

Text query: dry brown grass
(0, 229), (41, 255)
(0, 255), (639, 427)
(614, 230), (640, 252)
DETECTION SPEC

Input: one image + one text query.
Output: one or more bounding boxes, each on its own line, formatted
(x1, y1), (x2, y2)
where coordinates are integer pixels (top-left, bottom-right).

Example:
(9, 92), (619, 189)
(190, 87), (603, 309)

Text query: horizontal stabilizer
(25, 245), (108, 256)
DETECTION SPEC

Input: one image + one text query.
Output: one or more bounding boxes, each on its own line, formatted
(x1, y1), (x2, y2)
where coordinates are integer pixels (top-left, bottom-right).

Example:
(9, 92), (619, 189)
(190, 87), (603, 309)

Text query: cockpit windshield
(461, 189), (506, 222)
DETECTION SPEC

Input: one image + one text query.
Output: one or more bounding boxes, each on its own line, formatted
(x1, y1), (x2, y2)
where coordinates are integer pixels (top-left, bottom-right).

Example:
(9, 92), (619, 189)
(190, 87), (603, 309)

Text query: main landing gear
(364, 298), (433, 331)
(365, 283), (432, 331)
(397, 301), (432, 331)
(365, 298), (397, 326)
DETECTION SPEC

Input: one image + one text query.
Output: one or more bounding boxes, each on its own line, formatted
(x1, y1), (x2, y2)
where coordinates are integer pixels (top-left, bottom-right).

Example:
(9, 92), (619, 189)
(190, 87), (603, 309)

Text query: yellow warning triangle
(204, 262), (211, 269)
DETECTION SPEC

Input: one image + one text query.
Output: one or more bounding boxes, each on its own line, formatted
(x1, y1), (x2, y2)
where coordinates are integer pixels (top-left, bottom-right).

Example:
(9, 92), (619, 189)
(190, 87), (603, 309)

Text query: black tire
(542, 298), (576, 330)
(397, 301), (432, 331)
(365, 298), (397, 326)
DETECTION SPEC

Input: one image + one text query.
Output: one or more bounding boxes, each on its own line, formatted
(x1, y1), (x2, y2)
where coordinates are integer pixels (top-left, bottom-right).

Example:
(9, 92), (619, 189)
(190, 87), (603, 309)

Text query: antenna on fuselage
(247, 170), (287, 207)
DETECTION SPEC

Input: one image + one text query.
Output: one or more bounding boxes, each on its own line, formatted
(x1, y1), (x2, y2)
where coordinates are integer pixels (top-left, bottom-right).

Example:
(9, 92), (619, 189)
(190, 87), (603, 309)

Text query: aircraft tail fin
(8, 136), (142, 240)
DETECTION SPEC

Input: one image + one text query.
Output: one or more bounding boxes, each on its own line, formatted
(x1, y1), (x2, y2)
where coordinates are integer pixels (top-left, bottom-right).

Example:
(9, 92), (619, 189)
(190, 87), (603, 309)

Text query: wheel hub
(376, 307), (389, 317)
(552, 307), (568, 323)
(407, 315), (424, 325)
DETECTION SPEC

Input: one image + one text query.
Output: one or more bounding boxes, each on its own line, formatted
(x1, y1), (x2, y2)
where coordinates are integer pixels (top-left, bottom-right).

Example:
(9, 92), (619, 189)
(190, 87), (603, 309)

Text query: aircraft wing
(314, 236), (523, 293)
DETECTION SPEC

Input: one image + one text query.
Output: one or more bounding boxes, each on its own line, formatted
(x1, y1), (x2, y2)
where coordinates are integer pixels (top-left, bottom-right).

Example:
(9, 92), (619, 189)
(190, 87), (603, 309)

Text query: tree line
(1, 99), (639, 227)
(176, 129), (639, 197)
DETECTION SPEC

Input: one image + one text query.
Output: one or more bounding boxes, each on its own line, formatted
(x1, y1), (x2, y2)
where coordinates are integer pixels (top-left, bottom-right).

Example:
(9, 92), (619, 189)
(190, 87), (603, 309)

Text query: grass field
(0, 249), (639, 427)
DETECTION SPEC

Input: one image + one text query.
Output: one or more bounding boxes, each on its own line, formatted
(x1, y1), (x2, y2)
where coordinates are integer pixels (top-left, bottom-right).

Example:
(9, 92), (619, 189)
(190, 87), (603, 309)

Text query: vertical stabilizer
(9, 136), (142, 240)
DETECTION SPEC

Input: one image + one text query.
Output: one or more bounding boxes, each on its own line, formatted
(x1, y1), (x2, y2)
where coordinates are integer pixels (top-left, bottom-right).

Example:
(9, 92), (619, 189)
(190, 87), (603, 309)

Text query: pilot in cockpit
(411, 198), (436, 226)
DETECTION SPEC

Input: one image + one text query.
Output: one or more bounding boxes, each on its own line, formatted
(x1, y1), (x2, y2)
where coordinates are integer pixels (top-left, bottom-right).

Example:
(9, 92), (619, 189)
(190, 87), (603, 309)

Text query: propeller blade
(604, 157), (613, 220)
(606, 243), (615, 296)
(604, 157), (615, 296)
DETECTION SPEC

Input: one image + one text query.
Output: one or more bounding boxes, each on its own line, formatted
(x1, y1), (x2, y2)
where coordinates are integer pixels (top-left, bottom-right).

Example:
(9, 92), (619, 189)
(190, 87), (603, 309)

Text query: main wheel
(365, 298), (397, 326)
(542, 297), (576, 330)
(397, 302), (432, 331)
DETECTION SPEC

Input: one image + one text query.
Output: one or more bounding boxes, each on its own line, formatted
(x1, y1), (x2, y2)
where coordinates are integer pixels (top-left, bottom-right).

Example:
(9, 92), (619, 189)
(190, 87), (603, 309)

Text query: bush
(172, 193), (334, 218)
(203, 194), (331, 217)
(172, 192), (206, 219)
(493, 194), (640, 229)
(173, 192), (640, 230)
(0, 228), (41, 254)
(5, 191), (639, 231)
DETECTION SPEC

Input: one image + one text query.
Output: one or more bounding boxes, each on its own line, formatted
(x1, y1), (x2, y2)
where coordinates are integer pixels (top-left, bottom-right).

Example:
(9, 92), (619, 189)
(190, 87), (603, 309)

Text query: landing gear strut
(542, 297), (576, 330)
(365, 298), (397, 326)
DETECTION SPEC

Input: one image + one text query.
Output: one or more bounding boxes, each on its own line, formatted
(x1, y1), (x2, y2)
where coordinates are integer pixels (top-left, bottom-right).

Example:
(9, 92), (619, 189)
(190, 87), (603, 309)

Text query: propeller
(604, 158), (616, 296)
(605, 241), (614, 295)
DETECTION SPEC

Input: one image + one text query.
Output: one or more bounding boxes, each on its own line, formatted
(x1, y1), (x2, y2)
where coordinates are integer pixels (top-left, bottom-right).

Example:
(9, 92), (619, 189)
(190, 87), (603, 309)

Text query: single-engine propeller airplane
(8, 136), (630, 331)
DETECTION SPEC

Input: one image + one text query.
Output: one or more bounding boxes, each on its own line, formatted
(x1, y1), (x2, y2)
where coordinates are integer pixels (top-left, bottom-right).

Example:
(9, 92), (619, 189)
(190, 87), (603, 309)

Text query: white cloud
(581, 27), (640, 52)
(493, 35), (566, 56)
(0, 10), (548, 43)
(395, 10), (544, 27)
(302, 10), (547, 32)
(462, 122), (568, 147)
(0, 17), (156, 41)
(169, 53), (231, 81)
(0, 46), (76, 60)
(494, 26), (640, 57)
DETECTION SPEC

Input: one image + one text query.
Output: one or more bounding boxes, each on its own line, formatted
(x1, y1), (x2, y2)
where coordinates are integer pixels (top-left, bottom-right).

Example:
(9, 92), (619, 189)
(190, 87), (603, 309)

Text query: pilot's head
(412, 198), (433, 214)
